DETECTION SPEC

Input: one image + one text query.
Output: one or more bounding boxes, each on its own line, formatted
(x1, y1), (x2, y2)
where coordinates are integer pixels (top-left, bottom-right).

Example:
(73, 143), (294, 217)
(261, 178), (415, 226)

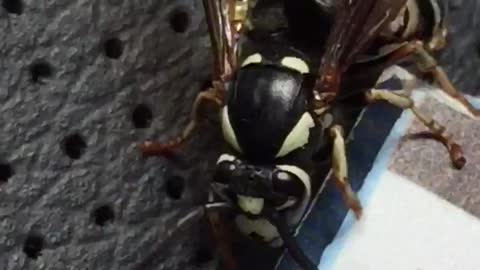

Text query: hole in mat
(2, 0), (23, 15)
(168, 8), (190, 33)
(30, 61), (53, 83)
(132, 104), (153, 129)
(0, 163), (13, 183)
(92, 205), (115, 226)
(165, 175), (185, 200)
(23, 234), (44, 259)
(62, 134), (87, 160)
(104, 38), (123, 59)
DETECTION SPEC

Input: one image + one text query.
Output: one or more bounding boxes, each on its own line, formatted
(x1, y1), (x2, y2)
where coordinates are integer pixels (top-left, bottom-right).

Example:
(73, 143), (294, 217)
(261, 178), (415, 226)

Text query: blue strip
(318, 93), (480, 269)
(277, 102), (403, 270)
(319, 105), (414, 270)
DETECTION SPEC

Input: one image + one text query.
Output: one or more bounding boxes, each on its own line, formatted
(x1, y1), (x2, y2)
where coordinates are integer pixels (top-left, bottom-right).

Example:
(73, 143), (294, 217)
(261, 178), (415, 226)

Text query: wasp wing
(315, 0), (407, 94)
(344, 0), (409, 64)
(202, 0), (240, 80)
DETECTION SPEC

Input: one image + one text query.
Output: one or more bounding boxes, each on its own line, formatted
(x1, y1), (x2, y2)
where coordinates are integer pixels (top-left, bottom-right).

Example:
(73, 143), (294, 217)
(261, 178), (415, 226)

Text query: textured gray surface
(0, 0), (219, 269)
(0, 0), (479, 270)
(390, 96), (480, 218)
(437, 0), (480, 96)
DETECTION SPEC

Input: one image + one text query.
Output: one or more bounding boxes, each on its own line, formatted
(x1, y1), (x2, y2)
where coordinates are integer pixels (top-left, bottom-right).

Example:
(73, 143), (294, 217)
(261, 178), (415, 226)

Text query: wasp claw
(340, 184), (363, 220)
(403, 132), (467, 170)
(346, 193), (363, 220)
(450, 143), (466, 170)
(352, 203), (363, 220)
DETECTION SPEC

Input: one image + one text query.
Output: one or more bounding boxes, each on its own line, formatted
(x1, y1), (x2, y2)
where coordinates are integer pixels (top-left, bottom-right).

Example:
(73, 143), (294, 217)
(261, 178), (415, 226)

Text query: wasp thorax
(220, 103), (316, 160)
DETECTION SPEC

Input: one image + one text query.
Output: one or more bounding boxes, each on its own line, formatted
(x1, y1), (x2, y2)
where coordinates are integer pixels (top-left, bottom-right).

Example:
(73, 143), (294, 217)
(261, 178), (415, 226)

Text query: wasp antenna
(263, 206), (318, 270)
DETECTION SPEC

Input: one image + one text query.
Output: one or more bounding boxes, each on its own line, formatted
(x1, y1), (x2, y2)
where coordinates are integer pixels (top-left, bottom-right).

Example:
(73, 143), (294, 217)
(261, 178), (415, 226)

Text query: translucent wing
(315, 0), (408, 95)
(202, 0), (242, 80)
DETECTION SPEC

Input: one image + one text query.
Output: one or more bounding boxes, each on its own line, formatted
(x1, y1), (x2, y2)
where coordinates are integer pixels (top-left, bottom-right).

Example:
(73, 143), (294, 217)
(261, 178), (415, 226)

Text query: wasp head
(212, 154), (309, 216)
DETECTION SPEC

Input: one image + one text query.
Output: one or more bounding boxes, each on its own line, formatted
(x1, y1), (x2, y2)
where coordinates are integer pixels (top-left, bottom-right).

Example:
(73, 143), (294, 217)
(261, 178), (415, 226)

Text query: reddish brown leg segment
(205, 209), (237, 270)
(402, 132), (466, 170)
(329, 125), (363, 219)
(386, 41), (480, 118)
(366, 89), (466, 169)
(138, 85), (223, 157)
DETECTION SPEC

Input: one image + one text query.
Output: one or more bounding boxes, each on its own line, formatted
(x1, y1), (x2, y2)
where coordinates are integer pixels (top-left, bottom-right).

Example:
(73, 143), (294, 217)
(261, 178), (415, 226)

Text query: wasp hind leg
(366, 89), (466, 169)
(387, 41), (480, 119)
(414, 42), (480, 119)
(329, 125), (363, 219)
(139, 85), (223, 157)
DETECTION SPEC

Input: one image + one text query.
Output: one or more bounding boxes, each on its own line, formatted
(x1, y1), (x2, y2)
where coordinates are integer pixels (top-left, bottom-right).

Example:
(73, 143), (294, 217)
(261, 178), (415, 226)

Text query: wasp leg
(329, 125), (363, 219)
(386, 41), (480, 119)
(139, 0), (251, 157)
(138, 85), (223, 157)
(205, 189), (237, 270)
(426, 27), (447, 52)
(413, 42), (480, 119)
(205, 208), (237, 270)
(366, 89), (466, 169)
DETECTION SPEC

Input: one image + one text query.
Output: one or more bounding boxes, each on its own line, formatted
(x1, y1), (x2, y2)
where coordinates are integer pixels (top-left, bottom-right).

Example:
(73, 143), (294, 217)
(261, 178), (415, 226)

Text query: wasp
(137, 0), (476, 269)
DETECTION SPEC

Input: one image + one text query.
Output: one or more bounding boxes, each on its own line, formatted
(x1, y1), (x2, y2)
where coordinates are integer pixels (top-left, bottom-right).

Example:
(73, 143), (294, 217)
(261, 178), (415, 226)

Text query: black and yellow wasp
(138, 0), (478, 269)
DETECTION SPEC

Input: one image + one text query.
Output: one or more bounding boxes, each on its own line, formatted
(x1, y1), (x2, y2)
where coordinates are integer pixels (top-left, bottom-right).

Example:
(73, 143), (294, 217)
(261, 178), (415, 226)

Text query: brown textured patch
(389, 96), (480, 217)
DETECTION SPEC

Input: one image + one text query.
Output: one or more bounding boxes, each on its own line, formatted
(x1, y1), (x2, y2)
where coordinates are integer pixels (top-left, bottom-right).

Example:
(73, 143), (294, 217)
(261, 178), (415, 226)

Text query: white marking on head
(276, 165), (311, 225)
(241, 53), (262, 67)
(235, 215), (280, 243)
(276, 112), (315, 158)
(237, 195), (264, 215)
(281, 57), (310, 74)
(220, 106), (243, 153)
(216, 153), (236, 164)
(276, 171), (291, 181)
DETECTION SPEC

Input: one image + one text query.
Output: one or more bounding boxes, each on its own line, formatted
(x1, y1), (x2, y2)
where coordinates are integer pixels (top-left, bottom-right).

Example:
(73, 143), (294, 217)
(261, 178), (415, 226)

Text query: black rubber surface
(0, 0), (478, 270)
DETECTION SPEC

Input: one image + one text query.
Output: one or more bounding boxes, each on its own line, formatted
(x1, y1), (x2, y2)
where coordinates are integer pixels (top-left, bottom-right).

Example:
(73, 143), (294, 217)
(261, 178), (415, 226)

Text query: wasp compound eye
(272, 170), (304, 197)
(213, 161), (236, 184)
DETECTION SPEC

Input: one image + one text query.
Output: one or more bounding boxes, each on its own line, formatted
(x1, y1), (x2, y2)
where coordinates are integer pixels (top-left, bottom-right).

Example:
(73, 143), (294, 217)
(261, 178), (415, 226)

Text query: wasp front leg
(329, 125), (363, 219)
(138, 84), (224, 156)
(205, 208), (237, 270)
(139, 0), (252, 157)
(386, 40), (480, 119)
(366, 89), (466, 169)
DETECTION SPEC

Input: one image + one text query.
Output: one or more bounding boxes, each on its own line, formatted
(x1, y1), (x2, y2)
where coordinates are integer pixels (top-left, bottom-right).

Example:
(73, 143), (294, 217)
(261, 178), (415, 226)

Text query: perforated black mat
(0, 0), (479, 270)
